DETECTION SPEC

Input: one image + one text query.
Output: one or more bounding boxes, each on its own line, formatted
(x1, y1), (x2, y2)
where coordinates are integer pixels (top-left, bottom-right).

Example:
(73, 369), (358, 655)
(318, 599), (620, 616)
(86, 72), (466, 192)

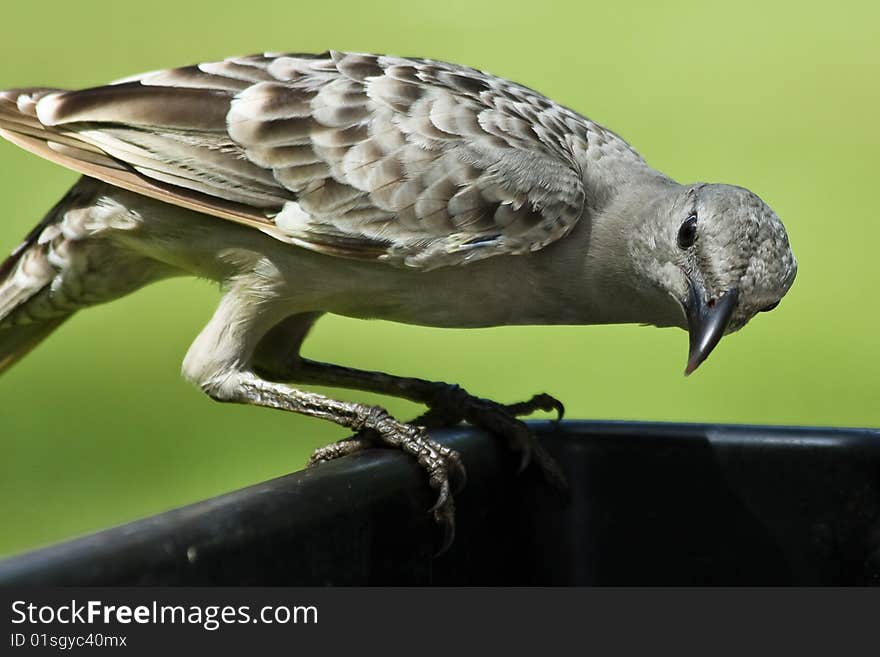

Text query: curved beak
(683, 282), (739, 375)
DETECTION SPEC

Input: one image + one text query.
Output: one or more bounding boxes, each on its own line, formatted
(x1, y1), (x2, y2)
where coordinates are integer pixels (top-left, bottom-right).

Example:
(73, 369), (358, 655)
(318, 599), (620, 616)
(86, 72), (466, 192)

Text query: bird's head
(628, 183), (797, 374)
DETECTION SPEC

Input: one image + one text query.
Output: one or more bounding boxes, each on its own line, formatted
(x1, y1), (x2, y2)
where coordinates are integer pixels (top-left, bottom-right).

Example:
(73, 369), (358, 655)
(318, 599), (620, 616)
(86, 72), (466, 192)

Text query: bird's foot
(503, 392), (565, 422)
(416, 384), (568, 499)
(308, 406), (465, 553)
(414, 386), (564, 427)
(306, 387), (567, 553)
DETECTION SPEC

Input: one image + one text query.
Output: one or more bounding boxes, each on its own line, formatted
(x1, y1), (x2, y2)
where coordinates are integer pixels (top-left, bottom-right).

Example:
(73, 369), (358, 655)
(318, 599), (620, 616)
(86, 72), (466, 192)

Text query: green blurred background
(0, 0), (877, 557)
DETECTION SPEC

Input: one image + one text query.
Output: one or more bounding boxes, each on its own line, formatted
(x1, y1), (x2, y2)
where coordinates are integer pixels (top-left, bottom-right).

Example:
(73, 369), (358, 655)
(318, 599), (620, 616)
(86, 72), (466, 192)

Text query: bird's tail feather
(0, 188), (78, 376)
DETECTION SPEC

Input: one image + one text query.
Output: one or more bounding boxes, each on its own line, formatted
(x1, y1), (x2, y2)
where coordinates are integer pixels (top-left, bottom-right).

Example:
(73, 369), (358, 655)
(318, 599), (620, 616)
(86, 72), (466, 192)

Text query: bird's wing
(0, 52), (645, 269)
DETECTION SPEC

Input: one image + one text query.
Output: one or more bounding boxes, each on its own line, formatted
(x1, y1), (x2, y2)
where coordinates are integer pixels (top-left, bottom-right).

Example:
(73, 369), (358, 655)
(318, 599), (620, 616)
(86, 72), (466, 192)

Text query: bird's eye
(759, 301), (780, 313)
(677, 214), (698, 249)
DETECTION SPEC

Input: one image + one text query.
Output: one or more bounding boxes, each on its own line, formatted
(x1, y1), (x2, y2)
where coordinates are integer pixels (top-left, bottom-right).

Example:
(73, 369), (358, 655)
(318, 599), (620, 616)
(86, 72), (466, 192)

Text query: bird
(0, 51), (797, 550)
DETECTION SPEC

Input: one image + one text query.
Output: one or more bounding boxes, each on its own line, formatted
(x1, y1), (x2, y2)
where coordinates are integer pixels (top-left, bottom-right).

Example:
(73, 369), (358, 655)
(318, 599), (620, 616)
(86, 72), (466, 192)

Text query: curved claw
(428, 479), (451, 514)
(552, 400), (566, 422)
(504, 392), (565, 422)
(449, 455), (467, 494)
(433, 505), (456, 556)
(431, 441), (467, 493)
(534, 393), (565, 422)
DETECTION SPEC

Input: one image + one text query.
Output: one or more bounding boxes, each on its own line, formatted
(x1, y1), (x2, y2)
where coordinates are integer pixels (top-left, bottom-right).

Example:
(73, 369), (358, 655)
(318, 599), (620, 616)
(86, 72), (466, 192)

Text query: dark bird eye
(759, 301), (780, 313)
(677, 214), (698, 249)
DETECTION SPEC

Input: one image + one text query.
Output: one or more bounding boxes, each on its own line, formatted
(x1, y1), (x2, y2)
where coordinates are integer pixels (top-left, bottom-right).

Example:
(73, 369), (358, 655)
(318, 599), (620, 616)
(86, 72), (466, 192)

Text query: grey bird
(0, 51), (797, 549)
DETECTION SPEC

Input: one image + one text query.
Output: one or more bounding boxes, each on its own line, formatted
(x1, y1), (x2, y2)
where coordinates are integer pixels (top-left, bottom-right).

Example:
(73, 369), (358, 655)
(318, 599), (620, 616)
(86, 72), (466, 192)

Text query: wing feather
(0, 51), (649, 269)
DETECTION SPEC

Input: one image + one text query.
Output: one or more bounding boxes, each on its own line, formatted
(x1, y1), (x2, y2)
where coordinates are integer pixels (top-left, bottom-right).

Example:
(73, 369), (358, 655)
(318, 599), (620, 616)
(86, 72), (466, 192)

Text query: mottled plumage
(0, 51), (797, 550)
(1, 51), (651, 269)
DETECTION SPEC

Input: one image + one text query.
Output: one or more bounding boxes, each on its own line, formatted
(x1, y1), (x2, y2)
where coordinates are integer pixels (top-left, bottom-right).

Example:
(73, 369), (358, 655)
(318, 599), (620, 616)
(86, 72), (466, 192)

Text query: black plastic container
(1, 421), (878, 585)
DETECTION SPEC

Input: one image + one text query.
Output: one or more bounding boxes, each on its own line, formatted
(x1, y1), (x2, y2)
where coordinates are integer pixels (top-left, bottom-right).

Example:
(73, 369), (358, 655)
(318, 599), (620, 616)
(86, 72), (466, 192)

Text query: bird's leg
(409, 391), (564, 429)
(270, 358), (567, 495)
(222, 372), (463, 550)
(184, 298), (464, 551)
(272, 358), (564, 424)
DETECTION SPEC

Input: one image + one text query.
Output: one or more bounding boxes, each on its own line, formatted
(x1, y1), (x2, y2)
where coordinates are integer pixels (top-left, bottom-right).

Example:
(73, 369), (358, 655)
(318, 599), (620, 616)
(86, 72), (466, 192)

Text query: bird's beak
(683, 281), (739, 375)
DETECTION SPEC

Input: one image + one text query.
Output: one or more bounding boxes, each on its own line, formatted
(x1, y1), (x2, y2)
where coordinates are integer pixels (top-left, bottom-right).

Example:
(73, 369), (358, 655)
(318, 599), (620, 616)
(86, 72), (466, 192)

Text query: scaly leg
(253, 314), (565, 431)
(255, 321), (567, 497)
(184, 296), (465, 551)
(221, 371), (463, 550)
(293, 360), (566, 494)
